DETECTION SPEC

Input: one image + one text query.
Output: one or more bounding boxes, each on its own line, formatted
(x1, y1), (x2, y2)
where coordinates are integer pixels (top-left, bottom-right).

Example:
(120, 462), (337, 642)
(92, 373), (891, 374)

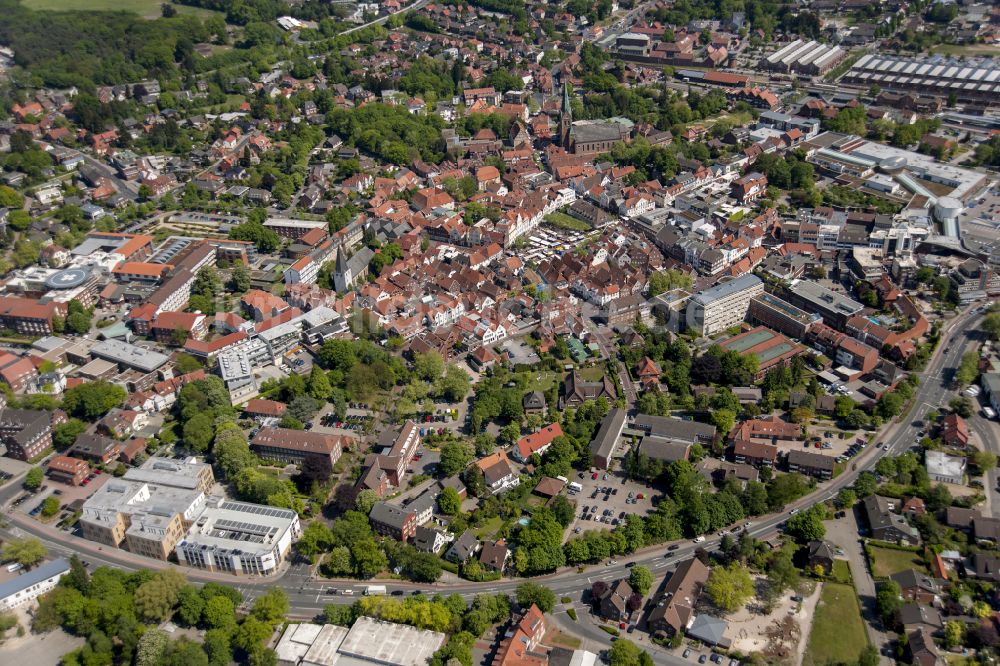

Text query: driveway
(824, 509), (893, 665)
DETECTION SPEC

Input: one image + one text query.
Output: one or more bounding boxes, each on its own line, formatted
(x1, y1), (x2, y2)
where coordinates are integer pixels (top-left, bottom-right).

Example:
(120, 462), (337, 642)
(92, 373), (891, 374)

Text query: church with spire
(559, 83), (573, 149)
(555, 82), (633, 156)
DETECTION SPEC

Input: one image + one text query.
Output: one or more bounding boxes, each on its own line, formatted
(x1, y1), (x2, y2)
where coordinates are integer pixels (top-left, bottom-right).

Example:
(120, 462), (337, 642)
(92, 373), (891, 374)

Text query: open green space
(545, 211), (591, 232)
(930, 44), (1000, 57)
(22, 0), (220, 19)
(803, 583), (869, 666)
(867, 545), (927, 578)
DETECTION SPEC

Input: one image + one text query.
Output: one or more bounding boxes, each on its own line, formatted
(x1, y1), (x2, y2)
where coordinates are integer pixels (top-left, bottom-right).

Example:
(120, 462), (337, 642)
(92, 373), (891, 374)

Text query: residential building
(475, 451), (520, 494)
(862, 495), (920, 545)
(0, 408), (66, 461)
(599, 579), (634, 621)
(513, 423), (563, 462)
(785, 449), (835, 480)
(685, 274), (764, 336)
(562, 370), (617, 409)
(369, 502), (417, 541)
(445, 529), (480, 563)
(941, 414), (969, 448)
(493, 605), (547, 666)
(46, 455), (90, 486)
(889, 569), (942, 605)
(647, 557), (710, 635)
(479, 539), (510, 573)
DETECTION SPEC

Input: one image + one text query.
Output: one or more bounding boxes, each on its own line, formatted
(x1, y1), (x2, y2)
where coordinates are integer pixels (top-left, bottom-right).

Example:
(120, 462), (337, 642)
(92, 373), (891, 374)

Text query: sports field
(21, 0), (218, 19)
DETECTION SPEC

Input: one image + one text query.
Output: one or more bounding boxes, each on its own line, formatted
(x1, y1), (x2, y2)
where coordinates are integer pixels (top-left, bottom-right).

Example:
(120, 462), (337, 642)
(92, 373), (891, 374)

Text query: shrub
(567, 609), (577, 621)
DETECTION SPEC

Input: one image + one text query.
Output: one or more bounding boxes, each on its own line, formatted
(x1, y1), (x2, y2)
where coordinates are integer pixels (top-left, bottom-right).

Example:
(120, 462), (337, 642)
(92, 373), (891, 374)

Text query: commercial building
(90, 339), (170, 374)
(747, 293), (820, 339)
(925, 450), (966, 485)
(784, 280), (864, 331)
(0, 296), (60, 335)
(80, 480), (205, 560)
(275, 617), (446, 666)
(0, 558), (70, 611)
(589, 408), (628, 470)
(685, 274), (764, 336)
(176, 499), (301, 575)
(264, 217), (328, 240)
(124, 456), (214, 494)
(760, 39), (845, 75)
(251, 427), (344, 474)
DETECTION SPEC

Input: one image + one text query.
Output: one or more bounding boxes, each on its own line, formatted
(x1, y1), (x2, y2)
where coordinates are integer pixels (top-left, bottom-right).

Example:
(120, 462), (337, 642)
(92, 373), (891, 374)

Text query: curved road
(0, 307), (985, 661)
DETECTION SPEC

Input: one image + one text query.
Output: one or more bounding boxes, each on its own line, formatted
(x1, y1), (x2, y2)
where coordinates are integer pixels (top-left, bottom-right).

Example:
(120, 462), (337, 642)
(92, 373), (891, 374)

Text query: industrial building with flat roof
(748, 293), (821, 339)
(275, 617), (447, 666)
(176, 499), (301, 575)
(842, 55), (1000, 106)
(685, 274), (764, 336)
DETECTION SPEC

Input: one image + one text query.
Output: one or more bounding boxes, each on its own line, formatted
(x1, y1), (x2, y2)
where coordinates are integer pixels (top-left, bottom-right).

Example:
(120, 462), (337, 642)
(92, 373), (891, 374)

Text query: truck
(364, 585), (387, 596)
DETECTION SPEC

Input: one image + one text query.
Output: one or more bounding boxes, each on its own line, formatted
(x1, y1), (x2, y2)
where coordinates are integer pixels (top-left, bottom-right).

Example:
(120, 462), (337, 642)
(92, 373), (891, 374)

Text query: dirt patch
(725, 579), (822, 664)
(0, 608), (84, 663)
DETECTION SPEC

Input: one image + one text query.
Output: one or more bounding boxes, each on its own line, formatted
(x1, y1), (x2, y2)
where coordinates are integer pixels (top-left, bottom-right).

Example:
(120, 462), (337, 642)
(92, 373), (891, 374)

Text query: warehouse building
(760, 39), (845, 75)
(275, 617), (446, 666)
(842, 55), (1000, 106)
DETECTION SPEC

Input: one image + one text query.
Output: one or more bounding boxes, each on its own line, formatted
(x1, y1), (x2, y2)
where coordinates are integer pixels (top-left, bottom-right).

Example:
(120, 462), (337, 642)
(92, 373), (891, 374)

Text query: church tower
(559, 83), (573, 150)
(333, 248), (352, 293)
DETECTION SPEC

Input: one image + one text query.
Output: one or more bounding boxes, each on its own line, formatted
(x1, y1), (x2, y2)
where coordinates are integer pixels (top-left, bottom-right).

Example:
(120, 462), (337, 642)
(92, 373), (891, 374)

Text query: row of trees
(36, 557), (286, 666)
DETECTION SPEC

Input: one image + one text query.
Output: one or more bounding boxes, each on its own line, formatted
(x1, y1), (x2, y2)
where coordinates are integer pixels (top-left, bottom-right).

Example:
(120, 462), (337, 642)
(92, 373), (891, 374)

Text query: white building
(685, 274), (764, 336)
(176, 499), (301, 575)
(0, 558), (70, 611)
(925, 450), (966, 485)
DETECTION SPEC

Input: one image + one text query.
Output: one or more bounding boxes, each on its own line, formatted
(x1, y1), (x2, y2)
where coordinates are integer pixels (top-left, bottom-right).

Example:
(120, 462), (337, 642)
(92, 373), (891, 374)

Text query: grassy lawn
(930, 44), (1000, 57)
(577, 365), (606, 381)
(803, 583), (869, 666)
(22, 0), (220, 19)
(868, 546), (927, 578)
(544, 211), (591, 232)
(473, 516), (503, 539)
(831, 559), (853, 584)
(546, 630), (582, 649)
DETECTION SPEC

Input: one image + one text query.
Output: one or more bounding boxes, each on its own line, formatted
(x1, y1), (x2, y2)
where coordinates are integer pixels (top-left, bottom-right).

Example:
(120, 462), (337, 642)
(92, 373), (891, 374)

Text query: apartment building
(123, 456), (215, 494)
(46, 455), (90, 486)
(369, 502), (418, 541)
(0, 296), (60, 335)
(685, 274), (764, 336)
(0, 407), (66, 461)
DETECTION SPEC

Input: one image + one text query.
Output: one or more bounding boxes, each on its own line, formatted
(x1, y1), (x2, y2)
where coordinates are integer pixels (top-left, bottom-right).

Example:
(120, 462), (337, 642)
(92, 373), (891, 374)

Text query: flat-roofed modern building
(784, 279), (864, 331)
(720, 326), (804, 381)
(748, 293), (821, 339)
(124, 456), (214, 494)
(842, 54), (1000, 106)
(275, 617), (447, 666)
(176, 499), (301, 575)
(685, 274), (764, 336)
(589, 408), (628, 470)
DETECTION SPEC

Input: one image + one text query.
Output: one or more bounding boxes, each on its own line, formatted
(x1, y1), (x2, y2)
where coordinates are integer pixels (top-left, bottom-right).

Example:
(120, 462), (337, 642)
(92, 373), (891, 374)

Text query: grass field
(803, 583), (869, 666)
(868, 545), (927, 578)
(22, 0), (220, 19)
(931, 44), (1000, 57)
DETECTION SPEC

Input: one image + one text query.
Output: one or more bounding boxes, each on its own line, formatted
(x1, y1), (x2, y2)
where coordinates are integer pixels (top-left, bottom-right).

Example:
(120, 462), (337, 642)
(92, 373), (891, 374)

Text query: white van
(364, 585), (387, 596)
(693, 536), (706, 543)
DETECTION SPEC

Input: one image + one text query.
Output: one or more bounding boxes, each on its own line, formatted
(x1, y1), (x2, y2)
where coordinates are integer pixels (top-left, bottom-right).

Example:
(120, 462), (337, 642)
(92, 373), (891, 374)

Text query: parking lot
(566, 468), (657, 538)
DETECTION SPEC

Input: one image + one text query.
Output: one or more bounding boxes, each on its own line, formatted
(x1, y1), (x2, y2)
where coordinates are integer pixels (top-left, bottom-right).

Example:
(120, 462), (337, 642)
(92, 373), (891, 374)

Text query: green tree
(183, 412), (216, 453)
(297, 522), (334, 560)
(135, 630), (169, 666)
(628, 565), (653, 596)
(944, 620), (965, 648)
(876, 580), (902, 626)
(251, 589), (289, 626)
(413, 351), (445, 381)
(202, 595), (237, 630)
(62, 381), (127, 420)
(355, 489), (379, 514)
(705, 563), (754, 612)
(438, 486), (461, 515)
(785, 506), (826, 543)
(955, 352), (979, 386)
(23, 466), (43, 491)
(982, 313), (1000, 341)
(0, 537), (46, 568)
(230, 265), (251, 293)
(134, 570), (186, 622)
(515, 582), (556, 612)
(439, 441), (473, 477)
(608, 639), (650, 666)
(176, 586), (205, 626)
(40, 495), (60, 517)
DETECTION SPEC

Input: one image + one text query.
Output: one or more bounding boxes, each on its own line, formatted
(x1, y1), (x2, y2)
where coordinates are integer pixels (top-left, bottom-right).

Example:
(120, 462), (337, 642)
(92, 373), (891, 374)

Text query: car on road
(694, 536), (706, 543)
(789, 508), (800, 515)
(682, 649), (691, 659)
(698, 655), (707, 664)
(326, 589), (338, 594)
(668, 544), (679, 551)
